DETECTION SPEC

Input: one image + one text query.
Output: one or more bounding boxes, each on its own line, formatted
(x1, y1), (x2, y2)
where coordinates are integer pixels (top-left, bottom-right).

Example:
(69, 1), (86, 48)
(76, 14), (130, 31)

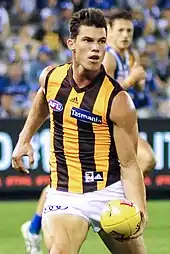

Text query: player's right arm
(12, 65), (55, 174)
(103, 51), (146, 89)
(122, 62), (146, 89)
(123, 50), (146, 89)
(103, 51), (117, 77)
(110, 90), (147, 236)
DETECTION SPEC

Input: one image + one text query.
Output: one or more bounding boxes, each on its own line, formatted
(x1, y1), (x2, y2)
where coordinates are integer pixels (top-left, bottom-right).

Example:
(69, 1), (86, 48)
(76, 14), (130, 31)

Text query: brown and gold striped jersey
(45, 63), (123, 193)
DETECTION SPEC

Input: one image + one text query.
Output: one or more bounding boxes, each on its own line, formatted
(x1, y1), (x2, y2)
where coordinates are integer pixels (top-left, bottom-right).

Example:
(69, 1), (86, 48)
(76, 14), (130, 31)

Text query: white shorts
(42, 180), (125, 232)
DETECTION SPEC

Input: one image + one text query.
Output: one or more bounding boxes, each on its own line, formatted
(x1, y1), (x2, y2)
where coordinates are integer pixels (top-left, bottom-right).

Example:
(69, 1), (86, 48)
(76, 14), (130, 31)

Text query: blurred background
(0, 0), (170, 254)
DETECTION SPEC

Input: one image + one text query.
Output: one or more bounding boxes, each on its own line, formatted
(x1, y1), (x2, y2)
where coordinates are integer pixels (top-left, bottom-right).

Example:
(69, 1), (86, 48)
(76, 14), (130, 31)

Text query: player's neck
(109, 44), (126, 57)
(72, 63), (101, 88)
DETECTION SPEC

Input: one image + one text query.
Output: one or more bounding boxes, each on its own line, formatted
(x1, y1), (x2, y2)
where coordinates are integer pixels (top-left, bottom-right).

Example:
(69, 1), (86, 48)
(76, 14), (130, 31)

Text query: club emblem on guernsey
(48, 100), (63, 112)
(71, 107), (102, 124)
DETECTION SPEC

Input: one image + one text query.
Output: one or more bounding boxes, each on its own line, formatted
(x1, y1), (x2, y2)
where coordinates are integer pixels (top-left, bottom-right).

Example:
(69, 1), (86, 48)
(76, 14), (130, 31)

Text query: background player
(103, 10), (156, 176)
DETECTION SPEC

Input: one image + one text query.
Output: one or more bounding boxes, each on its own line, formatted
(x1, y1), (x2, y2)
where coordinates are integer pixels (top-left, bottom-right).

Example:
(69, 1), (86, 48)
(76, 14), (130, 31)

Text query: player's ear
(67, 39), (76, 51)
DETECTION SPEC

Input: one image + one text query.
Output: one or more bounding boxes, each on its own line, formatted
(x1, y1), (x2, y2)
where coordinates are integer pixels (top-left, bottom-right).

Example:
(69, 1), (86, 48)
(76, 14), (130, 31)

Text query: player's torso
(106, 46), (150, 109)
(45, 64), (122, 194)
(106, 46), (133, 80)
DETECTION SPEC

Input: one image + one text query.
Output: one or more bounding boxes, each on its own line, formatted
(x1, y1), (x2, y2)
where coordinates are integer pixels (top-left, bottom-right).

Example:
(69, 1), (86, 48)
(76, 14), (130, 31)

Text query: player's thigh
(98, 230), (146, 254)
(42, 217), (53, 250)
(36, 185), (49, 214)
(42, 213), (89, 252)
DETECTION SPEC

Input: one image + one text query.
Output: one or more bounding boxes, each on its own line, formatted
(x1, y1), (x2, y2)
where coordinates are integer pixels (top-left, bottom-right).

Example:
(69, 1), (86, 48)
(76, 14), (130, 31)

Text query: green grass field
(0, 201), (169, 254)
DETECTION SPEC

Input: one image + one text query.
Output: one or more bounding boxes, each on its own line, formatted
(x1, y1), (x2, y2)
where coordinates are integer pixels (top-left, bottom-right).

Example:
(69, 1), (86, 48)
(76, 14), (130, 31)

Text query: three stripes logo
(70, 97), (78, 104)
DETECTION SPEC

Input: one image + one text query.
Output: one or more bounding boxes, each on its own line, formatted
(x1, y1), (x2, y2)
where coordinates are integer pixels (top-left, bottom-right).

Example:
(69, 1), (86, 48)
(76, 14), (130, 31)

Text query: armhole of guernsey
(106, 77), (124, 123)
(44, 67), (56, 96)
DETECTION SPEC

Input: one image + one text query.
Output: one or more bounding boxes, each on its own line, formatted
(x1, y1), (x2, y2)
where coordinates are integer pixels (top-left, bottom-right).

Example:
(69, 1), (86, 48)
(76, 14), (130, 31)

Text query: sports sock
(29, 214), (42, 234)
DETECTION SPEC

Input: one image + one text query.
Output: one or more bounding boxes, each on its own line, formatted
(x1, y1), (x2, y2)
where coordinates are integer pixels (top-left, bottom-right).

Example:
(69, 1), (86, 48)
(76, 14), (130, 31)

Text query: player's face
(109, 19), (133, 50)
(70, 25), (107, 71)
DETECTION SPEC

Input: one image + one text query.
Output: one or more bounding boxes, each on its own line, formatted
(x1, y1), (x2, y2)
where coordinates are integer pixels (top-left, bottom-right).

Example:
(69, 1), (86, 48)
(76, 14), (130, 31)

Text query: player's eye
(83, 38), (93, 42)
(99, 39), (106, 44)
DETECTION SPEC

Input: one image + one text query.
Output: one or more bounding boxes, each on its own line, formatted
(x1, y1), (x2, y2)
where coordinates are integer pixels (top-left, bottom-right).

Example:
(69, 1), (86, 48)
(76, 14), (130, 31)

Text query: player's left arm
(110, 90), (146, 216)
(130, 48), (140, 66)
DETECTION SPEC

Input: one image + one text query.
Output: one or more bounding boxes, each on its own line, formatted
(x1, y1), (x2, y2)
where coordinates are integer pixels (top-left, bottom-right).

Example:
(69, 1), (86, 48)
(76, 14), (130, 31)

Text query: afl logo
(49, 100), (63, 112)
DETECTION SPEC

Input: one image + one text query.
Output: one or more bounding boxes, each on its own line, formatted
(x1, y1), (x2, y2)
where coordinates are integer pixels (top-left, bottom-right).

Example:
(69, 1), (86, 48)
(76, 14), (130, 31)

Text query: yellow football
(100, 199), (141, 238)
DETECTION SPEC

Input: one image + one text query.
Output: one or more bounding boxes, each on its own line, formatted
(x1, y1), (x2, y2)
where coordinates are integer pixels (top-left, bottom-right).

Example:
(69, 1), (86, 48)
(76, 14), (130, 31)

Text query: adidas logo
(70, 97), (78, 104)
(94, 173), (103, 180)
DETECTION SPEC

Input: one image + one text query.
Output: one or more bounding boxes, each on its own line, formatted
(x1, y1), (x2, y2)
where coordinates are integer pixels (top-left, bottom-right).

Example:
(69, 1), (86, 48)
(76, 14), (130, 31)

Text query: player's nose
(91, 43), (100, 52)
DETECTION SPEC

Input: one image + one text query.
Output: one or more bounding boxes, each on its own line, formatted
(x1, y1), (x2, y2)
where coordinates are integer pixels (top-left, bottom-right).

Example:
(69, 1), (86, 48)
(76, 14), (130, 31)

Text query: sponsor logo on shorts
(84, 171), (103, 183)
(71, 107), (102, 124)
(48, 100), (63, 112)
(44, 205), (68, 214)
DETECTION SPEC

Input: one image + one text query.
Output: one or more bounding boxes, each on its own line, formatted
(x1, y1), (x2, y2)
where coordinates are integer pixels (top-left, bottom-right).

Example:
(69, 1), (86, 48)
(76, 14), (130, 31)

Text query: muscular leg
(35, 185), (48, 216)
(42, 214), (89, 254)
(28, 185), (49, 234)
(99, 229), (147, 254)
(137, 137), (156, 176)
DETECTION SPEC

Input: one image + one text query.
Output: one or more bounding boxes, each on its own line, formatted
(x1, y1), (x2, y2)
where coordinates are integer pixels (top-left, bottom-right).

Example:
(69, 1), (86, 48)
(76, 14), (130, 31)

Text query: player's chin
(120, 42), (130, 49)
(86, 61), (101, 71)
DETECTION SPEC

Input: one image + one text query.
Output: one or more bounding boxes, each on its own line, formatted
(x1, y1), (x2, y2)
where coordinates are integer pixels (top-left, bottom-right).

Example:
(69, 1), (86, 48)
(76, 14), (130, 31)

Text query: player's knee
(144, 153), (156, 173)
(138, 147), (156, 174)
(149, 154), (156, 169)
(50, 243), (69, 254)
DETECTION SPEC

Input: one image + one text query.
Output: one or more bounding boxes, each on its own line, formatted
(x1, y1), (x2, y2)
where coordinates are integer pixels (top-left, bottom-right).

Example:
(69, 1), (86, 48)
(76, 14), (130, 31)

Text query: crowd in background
(0, 0), (170, 118)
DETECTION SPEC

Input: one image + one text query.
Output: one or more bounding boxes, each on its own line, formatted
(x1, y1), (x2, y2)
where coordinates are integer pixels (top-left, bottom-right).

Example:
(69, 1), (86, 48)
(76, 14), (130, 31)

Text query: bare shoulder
(103, 51), (116, 77)
(110, 90), (137, 128)
(39, 65), (56, 89)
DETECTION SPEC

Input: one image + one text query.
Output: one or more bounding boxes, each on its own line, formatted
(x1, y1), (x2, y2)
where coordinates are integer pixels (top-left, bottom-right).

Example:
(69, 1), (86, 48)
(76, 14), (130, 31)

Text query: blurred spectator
(88, 0), (116, 12)
(0, 92), (21, 118)
(34, 14), (61, 52)
(0, 5), (11, 43)
(23, 89), (37, 117)
(118, 0), (145, 10)
(0, 61), (30, 117)
(0, 0), (13, 10)
(160, 8), (170, 46)
(72, 0), (87, 12)
(36, 0), (48, 10)
(144, 36), (157, 57)
(40, 0), (60, 22)
(27, 45), (54, 91)
(132, 8), (145, 41)
(144, 0), (161, 20)
(158, 0), (170, 9)
(156, 39), (170, 83)
(59, 2), (74, 46)
(5, 25), (40, 72)
(9, 0), (39, 32)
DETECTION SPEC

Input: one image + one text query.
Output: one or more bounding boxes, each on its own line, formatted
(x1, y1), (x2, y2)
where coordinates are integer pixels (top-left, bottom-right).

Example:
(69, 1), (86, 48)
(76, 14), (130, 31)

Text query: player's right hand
(130, 62), (147, 84)
(130, 211), (148, 239)
(12, 142), (34, 174)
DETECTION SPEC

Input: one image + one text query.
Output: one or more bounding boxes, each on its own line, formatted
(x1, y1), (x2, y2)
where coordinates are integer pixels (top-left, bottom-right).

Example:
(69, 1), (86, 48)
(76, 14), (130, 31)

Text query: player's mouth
(122, 40), (129, 44)
(88, 55), (100, 63)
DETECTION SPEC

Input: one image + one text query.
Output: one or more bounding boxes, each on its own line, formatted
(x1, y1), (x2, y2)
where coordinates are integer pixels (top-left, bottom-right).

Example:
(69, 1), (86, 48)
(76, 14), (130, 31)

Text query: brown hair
(107, 10), (132, 27)
(69, 8), (107, 39)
